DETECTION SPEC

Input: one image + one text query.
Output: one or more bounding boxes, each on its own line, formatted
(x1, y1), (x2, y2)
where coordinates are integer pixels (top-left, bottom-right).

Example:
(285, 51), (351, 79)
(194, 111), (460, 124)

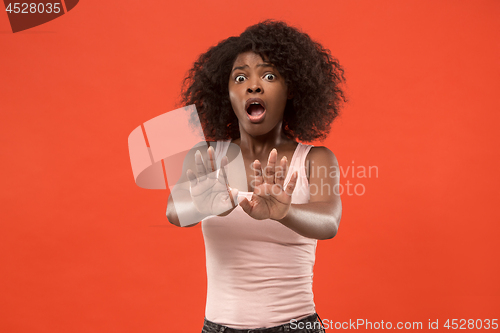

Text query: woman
(167, 20), (345, 332)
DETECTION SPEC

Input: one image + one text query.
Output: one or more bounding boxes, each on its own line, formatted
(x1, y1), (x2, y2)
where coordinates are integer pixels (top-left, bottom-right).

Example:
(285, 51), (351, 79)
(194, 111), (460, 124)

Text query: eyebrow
(231, 63), (274, 73)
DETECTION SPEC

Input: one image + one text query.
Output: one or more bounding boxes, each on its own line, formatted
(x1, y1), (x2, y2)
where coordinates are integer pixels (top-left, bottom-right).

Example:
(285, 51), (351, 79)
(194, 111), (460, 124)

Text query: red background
(1, 1), (499, 332)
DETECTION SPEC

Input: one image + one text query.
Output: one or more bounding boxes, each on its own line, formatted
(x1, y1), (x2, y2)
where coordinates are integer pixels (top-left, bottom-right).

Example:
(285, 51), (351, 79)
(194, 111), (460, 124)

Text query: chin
(244, 124), (276, 137)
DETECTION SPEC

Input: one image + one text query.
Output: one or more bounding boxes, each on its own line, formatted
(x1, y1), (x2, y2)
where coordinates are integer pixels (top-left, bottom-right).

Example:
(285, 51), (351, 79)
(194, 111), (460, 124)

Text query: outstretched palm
(239, 149), (298, 220)
(186, 147), (238, 216)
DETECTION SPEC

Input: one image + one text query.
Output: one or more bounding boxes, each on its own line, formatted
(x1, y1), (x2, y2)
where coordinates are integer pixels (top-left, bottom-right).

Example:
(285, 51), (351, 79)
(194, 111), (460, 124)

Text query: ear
(287, 91), (294, 99)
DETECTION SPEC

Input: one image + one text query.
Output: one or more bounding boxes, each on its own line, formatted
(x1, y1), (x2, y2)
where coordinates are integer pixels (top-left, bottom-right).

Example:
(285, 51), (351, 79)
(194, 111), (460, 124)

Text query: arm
(277, 147), (341, 240)
(239, 146), (341, 240)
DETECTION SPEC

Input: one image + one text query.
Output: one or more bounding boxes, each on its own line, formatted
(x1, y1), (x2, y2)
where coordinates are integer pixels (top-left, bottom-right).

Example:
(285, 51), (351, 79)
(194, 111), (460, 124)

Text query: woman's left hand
(239, 149), (298, 220)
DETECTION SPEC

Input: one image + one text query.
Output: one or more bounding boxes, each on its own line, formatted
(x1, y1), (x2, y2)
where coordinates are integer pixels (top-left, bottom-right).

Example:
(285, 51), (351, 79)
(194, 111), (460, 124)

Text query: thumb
(239, 198), (252, 215)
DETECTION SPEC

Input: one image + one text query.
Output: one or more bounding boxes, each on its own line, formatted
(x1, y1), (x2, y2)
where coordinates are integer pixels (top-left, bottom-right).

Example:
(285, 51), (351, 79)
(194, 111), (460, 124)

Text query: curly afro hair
(180, 20), (346, 142)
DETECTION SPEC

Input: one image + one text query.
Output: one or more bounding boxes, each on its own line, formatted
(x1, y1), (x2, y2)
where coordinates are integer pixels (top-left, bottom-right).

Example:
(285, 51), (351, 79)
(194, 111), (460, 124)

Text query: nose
(247, 80), (263, 94)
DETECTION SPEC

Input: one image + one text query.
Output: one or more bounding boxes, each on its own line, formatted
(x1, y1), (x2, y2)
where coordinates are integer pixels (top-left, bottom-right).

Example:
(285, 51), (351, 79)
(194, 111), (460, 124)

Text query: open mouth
(245, 98), (266, 123)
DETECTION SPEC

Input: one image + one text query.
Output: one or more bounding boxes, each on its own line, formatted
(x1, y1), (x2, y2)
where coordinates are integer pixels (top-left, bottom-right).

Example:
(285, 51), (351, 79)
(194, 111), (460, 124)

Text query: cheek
(228, 91), (238, 110)
(228, 90), (244, 117)
(228, 85), (239, 102)
(270, 86), (289, 109)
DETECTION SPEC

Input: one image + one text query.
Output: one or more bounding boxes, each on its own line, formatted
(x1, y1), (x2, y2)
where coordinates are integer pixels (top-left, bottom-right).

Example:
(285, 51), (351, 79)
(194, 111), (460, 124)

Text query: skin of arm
(275, 146), (342, 240)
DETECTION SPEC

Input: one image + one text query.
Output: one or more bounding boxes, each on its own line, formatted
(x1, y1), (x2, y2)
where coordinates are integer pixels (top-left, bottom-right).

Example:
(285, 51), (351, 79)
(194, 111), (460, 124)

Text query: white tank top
(202, 140), (317, 329)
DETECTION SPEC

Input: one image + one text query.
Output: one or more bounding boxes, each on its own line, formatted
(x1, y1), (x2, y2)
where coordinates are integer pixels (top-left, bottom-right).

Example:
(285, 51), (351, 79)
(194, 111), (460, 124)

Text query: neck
(234, 122), (292, 158)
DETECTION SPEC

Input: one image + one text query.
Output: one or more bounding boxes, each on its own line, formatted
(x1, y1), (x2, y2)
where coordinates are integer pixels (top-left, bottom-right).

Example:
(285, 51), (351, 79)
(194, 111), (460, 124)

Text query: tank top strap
(285, 142), (314, 184)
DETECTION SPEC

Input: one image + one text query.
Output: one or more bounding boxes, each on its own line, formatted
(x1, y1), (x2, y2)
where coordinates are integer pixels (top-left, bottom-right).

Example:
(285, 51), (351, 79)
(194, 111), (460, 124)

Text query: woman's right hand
(186, 146), (238, 216)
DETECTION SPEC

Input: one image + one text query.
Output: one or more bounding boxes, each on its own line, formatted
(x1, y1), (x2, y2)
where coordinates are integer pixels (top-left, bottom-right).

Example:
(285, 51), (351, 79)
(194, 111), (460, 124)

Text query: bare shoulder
(306, 145), (339, 167)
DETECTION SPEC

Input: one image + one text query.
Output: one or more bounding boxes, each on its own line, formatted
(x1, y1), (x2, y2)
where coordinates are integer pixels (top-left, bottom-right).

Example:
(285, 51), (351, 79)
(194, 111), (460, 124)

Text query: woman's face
(228, 51), (289, 138)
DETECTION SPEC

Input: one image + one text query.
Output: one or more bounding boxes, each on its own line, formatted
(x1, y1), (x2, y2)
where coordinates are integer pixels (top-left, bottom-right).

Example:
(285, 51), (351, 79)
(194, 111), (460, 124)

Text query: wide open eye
(264, 73), (276, 81)
(235, 75), (246, 83)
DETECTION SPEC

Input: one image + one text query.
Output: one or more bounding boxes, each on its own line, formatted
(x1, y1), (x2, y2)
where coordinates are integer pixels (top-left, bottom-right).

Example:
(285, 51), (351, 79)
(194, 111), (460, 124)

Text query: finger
(207, 146), (217, 179)
(253, 183), (263, 196)
(252, 159), (264, 188)
(264, 148), (277, 184)
(275, 156), (287, 188)
(194, 150), (207, 181)
(284, 171), (299, 196)
(186, 169), (197, 187)
(220, 155), (228, 169)
(219, 156), (229, 186)
(239, 197), (253, 215)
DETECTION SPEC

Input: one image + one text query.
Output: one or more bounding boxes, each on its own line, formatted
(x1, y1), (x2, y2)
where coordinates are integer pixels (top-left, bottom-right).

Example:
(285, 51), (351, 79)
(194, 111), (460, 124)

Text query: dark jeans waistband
(202, 313), (324, 332)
